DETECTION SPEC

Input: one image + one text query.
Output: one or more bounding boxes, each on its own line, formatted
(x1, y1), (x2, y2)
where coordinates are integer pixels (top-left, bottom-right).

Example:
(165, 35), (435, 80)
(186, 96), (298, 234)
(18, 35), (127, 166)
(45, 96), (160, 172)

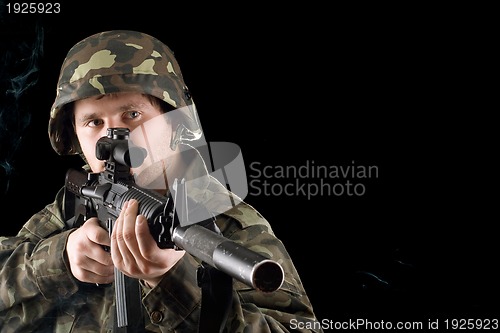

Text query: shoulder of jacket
(23, 187), (66, 238)
(221, 201), (273, 232)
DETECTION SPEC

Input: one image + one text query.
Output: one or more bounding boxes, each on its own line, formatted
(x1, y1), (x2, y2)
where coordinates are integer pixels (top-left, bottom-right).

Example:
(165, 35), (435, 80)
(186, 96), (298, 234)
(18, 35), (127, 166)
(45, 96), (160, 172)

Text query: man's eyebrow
(76, 112), (99, 124)
(75, 101), (150, 124)
(118, 102), (148, 111)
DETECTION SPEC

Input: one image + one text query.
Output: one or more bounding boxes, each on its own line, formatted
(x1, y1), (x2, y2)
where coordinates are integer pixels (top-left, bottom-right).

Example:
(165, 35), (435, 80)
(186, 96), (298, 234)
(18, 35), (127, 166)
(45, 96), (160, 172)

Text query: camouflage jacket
(0, 176), (321, 332)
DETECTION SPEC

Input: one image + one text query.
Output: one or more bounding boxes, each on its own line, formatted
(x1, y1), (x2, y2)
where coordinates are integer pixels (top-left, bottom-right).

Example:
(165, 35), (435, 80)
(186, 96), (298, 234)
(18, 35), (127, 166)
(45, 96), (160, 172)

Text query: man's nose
(106, 119), (129, 130)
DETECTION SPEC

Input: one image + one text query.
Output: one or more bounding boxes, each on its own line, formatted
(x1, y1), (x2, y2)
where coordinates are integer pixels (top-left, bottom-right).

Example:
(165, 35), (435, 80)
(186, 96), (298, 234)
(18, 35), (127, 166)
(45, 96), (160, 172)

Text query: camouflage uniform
(0, 31), (322, 332)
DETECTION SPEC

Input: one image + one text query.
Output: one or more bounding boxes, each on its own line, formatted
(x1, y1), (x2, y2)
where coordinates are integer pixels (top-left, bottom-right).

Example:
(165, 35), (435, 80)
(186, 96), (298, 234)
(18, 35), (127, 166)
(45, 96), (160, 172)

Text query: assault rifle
(64, 128), (284, 332)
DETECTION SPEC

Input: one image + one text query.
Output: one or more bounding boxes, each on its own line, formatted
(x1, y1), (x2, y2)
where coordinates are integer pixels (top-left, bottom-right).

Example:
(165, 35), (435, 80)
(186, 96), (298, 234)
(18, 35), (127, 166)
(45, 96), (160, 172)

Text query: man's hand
(66, 218), (114, 284)
(111, 199), (186, 288)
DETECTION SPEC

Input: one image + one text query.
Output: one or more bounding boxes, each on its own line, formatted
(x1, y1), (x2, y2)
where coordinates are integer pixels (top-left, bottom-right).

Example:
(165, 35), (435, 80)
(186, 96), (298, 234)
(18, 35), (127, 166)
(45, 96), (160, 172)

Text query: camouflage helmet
(48, 30), (202, 155)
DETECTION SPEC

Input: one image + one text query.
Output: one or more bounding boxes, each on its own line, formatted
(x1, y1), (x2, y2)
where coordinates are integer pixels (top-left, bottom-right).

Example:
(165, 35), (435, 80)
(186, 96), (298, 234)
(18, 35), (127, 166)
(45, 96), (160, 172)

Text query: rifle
(64, 127), (284, 332)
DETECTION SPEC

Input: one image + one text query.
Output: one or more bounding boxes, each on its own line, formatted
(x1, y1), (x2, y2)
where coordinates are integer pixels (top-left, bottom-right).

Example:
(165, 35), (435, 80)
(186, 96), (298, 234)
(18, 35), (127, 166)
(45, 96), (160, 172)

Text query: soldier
(0, 30), (322, 332)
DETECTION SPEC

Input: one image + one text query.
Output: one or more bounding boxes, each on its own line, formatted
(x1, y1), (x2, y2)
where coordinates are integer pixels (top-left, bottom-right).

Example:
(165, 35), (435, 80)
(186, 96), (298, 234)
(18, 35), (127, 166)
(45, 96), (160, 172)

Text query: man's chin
(133, 161), (170, 191)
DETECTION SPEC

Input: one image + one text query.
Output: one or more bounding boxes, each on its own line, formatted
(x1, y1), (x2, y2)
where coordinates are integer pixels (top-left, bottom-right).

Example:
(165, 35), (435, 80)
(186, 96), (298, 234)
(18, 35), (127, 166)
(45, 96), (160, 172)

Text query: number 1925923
(6, 2), (61, 13)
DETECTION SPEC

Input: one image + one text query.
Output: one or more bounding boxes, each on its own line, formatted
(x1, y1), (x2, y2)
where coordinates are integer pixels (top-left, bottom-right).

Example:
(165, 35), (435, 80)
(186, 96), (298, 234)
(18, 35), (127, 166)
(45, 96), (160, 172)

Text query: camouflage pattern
(1, 30), (322, 331)
(48, 30), (202, 156)
(0, 175), (322, 332)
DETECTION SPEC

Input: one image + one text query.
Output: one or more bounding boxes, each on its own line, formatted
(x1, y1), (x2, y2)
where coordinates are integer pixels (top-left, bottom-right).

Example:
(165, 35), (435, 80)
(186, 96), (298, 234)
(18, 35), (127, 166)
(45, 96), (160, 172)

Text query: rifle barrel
(172, 224), (284, 293)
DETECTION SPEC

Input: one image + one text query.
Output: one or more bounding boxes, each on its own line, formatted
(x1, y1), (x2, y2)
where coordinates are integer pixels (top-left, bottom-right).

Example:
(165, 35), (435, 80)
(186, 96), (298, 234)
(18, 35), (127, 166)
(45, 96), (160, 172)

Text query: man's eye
(126, 111), (140, 119)
(88, 119), (103, 127)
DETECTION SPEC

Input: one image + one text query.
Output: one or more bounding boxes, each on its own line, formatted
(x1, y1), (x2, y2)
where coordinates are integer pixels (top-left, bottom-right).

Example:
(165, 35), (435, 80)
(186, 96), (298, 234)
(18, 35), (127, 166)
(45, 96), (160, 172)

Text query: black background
(1, 1), (497, 327)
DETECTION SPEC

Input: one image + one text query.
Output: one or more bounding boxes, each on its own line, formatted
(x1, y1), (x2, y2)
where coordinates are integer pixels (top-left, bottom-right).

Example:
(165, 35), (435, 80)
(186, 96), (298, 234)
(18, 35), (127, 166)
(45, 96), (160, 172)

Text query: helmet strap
(170, 123), (185, 151)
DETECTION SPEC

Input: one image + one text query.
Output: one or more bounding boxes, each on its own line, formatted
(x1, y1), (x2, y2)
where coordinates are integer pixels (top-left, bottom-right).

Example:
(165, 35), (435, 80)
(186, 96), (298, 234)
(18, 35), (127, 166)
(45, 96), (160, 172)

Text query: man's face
(73, 92), (179, 189)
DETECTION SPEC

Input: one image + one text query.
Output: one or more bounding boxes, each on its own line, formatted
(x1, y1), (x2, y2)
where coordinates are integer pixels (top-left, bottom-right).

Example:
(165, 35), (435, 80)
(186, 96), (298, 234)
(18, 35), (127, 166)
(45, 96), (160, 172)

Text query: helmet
(48, 30), (202, 155)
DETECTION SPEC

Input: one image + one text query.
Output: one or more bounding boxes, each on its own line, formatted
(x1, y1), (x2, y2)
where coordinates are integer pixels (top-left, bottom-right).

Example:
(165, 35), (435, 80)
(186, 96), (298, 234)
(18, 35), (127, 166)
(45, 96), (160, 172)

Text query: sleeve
(141, 211), (323, 333)
(0, 188), (80, 330)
